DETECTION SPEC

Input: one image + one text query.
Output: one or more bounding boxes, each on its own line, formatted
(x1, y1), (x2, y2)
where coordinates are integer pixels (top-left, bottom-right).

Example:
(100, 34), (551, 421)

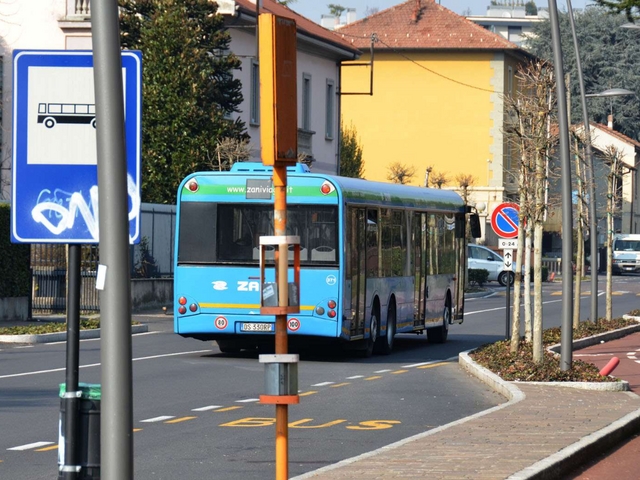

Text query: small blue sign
(11, 50), (142, 244)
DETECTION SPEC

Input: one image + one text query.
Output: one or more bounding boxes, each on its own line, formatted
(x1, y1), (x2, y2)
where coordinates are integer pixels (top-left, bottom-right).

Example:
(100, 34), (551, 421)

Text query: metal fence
(31, 203), (176, 313)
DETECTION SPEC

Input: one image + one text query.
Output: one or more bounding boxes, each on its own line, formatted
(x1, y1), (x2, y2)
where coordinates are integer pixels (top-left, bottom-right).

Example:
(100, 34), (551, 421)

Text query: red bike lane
(568, 331), (640, 479)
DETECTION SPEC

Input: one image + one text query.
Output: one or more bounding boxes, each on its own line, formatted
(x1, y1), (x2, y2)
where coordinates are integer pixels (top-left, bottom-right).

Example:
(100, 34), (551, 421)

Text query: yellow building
(335, 0), (534, 242)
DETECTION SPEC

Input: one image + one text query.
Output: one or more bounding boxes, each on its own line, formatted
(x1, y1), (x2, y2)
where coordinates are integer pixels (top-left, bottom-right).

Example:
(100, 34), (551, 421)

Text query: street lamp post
(548, 0), (574, 371)
(565, 0), (598, 324)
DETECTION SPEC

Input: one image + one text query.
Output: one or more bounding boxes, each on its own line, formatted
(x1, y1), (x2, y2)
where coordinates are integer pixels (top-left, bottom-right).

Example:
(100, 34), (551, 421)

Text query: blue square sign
(11, 50), (142, 244)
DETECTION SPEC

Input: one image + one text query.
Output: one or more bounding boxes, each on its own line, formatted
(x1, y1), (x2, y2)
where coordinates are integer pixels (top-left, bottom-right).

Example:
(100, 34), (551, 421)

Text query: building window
(302, 73), (312, 131)
(508, 26), (523, 46)
(507, 66), (513, 95)
(325, 79), (335, 140)
(250, 61), (260, 125)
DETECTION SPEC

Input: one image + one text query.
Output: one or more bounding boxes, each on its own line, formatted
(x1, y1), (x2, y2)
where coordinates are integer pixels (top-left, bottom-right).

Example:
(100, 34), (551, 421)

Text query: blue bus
(174, 162), (477, 356)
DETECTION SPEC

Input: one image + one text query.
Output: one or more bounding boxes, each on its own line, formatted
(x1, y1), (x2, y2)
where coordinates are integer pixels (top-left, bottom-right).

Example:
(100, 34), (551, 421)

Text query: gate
(31, 244), (100, 313)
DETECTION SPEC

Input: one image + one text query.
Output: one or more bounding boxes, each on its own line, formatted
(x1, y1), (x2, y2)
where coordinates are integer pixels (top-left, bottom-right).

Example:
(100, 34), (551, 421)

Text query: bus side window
(366, 209), (379, 277)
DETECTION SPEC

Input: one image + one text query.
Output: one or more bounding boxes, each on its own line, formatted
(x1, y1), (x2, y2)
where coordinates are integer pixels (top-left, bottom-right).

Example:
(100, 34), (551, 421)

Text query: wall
(131, 278), (173, 312)
(229, 28), (341, 174)
(341, 51), (502, 187)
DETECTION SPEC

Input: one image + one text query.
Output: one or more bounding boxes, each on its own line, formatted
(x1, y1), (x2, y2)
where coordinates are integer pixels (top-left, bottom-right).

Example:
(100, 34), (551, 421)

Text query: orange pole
(273, 165), (288, 480)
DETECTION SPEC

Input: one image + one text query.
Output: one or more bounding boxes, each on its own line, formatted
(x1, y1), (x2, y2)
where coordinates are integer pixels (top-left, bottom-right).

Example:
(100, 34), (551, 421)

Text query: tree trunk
(524, 224), (532, 342)
(532, 223), (544, 362)
(606, 163), (615, 322)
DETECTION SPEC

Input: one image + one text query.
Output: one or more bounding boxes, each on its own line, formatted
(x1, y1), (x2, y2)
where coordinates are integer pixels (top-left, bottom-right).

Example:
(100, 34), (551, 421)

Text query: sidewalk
(293, 332), (640, 480)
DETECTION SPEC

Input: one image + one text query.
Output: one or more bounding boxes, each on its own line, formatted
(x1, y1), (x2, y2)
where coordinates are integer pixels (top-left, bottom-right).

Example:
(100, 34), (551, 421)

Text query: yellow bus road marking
(365, 376), (382, 381)
(417, 362), (450, 370)
(214, 406), (243, 412)
(551, 291), (563, 296)
(612, 291), (624, 296)
(299, 391), (318, 397)
(391, 370), (408, 374)
(219, 417), (400, 430)
(165, 416), (197, 424)
(581, 291), (591, 296)
(36, 445), (58, 452)
(330, 383), (350, 388)
(133, 428), (143, 433)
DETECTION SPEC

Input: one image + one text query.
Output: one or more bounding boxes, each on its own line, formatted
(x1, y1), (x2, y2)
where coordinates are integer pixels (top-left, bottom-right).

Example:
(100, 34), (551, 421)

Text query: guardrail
(542, 257), (562, 275)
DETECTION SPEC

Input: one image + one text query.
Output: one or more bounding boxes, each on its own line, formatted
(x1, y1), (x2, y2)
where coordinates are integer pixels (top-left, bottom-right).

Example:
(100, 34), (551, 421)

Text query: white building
(0, 0), (361, 200)
(466, 4), (548, 49)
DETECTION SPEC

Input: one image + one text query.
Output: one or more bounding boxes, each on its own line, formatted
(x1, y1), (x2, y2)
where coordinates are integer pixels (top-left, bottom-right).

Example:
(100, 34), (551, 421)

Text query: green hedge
(0, 204), (31, 297)
(468, 268), (489, 287)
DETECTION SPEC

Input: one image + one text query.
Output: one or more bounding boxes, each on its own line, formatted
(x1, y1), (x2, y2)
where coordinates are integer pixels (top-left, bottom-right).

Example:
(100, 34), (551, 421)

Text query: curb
(0, 324), (149, 344)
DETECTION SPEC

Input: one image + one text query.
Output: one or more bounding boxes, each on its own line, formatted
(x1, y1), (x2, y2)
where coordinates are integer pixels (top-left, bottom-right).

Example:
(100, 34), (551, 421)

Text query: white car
(468, 244), (514, 286)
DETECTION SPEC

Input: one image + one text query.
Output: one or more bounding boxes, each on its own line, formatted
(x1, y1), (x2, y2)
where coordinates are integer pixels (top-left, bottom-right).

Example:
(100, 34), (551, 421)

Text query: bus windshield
(177, 202), (338, 265)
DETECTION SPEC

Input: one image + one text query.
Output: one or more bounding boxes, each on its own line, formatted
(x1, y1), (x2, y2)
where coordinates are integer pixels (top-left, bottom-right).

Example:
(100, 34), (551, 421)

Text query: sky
(291, 0), (593, 23)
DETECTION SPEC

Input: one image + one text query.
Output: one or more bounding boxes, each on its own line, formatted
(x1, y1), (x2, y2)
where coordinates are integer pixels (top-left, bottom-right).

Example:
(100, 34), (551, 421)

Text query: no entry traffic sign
(491, 203), (520, 239)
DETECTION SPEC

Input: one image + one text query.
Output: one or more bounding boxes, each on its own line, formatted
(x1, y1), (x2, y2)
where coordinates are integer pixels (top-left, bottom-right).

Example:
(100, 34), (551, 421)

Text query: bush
(0, 204), (31, 297)
(468, 269), (489, 287)
(528, 266), (549, 282)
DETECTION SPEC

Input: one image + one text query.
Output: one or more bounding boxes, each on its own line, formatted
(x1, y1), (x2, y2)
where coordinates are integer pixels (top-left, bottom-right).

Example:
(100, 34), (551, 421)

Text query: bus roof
(183, 162), (465, 212)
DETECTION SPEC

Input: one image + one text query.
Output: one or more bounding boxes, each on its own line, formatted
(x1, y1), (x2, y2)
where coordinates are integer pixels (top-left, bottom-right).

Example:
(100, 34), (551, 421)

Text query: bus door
(347, 208), (367, 337)
(413, 212), (427, 327)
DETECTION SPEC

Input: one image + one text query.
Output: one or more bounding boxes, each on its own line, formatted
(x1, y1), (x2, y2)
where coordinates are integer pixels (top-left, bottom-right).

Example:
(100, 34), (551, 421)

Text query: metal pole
(566, 0), (598, 323)
(91, 1), (134, 478)
(549, 0), (574, 371)
(505, 277), (511, 340)
(62, 244), (81, 480)
(273, 165), (289, 480)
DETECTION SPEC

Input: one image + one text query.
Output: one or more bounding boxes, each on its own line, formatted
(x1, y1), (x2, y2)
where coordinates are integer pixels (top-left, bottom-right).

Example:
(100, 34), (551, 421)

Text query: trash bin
(58, 383), (101, 480)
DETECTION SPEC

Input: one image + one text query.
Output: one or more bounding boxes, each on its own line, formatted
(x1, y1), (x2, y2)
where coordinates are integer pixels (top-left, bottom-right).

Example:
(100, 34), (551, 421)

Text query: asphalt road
(1, 274), (638, 479)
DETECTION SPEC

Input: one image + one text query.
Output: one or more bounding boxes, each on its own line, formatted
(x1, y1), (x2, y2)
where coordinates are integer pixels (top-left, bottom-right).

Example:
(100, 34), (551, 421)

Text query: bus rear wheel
(359, 310), (379, 357)
(427, 299), (450, 344)
(44, 117), (56, 128)
(375, 302), (396, 355)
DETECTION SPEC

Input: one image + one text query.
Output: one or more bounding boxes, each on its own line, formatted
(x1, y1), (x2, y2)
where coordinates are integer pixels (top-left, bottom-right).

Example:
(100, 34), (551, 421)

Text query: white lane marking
(403, 360), (441, 368)
(141, 416), (175, 423)
(191, 405), (222, 412)
(47, 331), (159, 345)
(8, 441), (54, 451)
(574, 353), (615, 357)
(236, 398), (259, 403)
(346, 375), (364, 380)
(311, 382), (335, 387)
(0, 349), (212, 380)
(374, 369), (391, 373)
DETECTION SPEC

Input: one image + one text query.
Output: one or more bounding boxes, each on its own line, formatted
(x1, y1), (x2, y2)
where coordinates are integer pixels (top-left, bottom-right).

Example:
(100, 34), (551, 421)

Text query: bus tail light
(189, 303), (198, 312)
(327, 300), (336, 309)
(315, 306), (325, 315)
(178, 306), (187, 314)
(187, 180), (199, 192)
(328, 310), (336, 318)
(179, 296), (187, 305)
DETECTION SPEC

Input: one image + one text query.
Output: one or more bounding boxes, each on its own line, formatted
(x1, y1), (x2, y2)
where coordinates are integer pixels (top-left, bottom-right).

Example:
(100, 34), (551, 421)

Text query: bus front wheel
(44, 117), (56, 128)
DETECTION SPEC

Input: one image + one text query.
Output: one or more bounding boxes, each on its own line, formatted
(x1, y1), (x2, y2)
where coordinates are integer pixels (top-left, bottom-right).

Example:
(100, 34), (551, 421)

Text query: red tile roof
(333, 0), (520, 51)
(232, 0), (360, 57)
(591, 122), (640, 149)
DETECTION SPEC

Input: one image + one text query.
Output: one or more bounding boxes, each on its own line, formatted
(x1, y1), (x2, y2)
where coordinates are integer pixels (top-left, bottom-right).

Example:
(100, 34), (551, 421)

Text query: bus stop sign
(491, 203), (520, 239)
(11, 50), (142, 244)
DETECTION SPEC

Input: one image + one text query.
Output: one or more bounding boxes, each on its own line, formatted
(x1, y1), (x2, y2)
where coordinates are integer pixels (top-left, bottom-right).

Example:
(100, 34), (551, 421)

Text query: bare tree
(429, 171), (449, 189)
(208, 137), (252, 171)
(387, 162), (416, 184)
(503, 59), (558, 359)
(602, 145), (624, 322)
(572, 131), (589, 328)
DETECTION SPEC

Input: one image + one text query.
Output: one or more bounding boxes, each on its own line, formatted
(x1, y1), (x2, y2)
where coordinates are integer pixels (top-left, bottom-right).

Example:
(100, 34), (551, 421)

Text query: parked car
(468, 244), (514, 287)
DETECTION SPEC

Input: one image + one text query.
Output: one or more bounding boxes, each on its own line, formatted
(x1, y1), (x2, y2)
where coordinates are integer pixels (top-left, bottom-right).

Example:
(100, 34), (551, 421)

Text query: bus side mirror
(469, 214), (481, 238)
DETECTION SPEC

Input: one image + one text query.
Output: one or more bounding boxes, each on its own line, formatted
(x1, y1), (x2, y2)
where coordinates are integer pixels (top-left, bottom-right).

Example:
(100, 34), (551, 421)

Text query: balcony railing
(68, 0), (90, 17)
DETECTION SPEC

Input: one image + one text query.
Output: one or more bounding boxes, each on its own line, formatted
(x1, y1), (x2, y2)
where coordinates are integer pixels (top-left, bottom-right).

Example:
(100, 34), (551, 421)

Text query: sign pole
(259, 13), (299, 480)
(61, 244), (81, 480)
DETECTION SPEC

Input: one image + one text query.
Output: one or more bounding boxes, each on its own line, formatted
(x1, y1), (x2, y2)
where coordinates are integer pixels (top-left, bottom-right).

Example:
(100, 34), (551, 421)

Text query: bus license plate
(241, 323), (274, 332)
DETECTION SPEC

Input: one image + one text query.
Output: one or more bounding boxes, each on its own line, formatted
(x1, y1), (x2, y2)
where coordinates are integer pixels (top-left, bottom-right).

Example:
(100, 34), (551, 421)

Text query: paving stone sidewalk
(293, 358), (640, 480)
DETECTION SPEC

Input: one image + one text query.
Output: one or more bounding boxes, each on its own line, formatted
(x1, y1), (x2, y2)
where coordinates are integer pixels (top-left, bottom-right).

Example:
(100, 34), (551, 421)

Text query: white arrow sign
(503, 249), (513, 270)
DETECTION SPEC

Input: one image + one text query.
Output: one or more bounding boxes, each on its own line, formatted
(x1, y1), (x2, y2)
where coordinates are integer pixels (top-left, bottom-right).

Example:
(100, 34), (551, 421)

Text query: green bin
(58, 383), (101, 480)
